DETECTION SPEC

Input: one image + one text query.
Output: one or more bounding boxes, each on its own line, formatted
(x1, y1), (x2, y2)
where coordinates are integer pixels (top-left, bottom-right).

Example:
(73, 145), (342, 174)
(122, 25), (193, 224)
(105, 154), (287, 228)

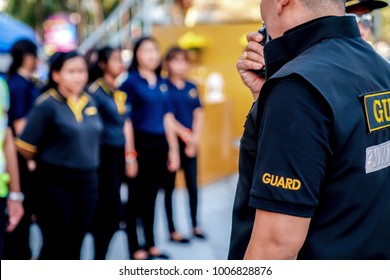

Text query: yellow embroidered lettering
(261, 173), (301, 191)
(291, 179), (301, 190)
(270, 175), (278, 186)
(262, 173), (271, 184)
(277, 177), (285, 188)
(373, 100), (384, 123)
(382, 98), (390, 122)
(286, 178), (293, 189)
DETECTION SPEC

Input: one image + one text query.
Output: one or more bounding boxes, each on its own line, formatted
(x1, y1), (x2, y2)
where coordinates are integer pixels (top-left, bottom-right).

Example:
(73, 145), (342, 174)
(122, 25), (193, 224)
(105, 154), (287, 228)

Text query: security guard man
(346, 0), (388, 41)
(229, 0), (390, 259)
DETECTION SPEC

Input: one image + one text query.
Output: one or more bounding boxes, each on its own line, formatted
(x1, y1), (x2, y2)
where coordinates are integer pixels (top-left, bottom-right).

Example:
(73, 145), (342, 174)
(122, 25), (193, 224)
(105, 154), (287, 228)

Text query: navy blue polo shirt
(119, 70), (171, 135)
(17, 89), (103, 170)
(7, 73), (40, 129)
(88, 78), (130, 148)
(166, 79), (202, 129)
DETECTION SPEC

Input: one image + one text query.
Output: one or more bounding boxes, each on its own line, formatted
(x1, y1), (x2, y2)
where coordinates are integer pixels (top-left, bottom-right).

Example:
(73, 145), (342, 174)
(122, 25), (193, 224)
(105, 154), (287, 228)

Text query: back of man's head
(299, 0), (345, 13)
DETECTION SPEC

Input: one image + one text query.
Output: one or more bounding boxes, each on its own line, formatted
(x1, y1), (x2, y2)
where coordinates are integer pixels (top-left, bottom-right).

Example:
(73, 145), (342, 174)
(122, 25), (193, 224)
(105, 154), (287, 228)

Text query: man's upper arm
(250, 77), (333, 217)
(245, 77), (332, 259)
(245, 209), (311, 259)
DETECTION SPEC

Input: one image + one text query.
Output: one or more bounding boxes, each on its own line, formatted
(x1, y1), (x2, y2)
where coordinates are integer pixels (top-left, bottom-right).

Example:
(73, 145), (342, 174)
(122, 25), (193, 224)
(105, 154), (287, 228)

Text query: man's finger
(246, 31), (263, 43)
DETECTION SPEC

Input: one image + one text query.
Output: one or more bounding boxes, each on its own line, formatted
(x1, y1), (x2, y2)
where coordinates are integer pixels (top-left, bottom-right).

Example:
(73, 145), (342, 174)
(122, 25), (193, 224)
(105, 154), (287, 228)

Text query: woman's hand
(167, 149), (180, 172)
(125, 159), (138, 178)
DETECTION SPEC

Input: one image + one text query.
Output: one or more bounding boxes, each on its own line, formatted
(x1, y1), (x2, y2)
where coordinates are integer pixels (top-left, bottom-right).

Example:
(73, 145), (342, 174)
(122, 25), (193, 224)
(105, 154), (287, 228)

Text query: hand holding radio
(237, 26), (269, 100)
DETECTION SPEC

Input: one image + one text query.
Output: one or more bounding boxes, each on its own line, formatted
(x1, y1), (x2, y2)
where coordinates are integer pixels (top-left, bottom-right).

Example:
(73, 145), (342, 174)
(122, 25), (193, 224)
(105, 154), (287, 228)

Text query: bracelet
(8, 191), (24, 202)
(125, 150), (138, 159)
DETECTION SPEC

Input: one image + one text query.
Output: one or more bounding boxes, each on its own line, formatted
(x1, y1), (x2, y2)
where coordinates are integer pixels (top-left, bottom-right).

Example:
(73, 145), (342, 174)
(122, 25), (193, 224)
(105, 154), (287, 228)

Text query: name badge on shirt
(85, 107), (98, 116)
(189, 88), (199, 99)
(363, 91), (390, 133)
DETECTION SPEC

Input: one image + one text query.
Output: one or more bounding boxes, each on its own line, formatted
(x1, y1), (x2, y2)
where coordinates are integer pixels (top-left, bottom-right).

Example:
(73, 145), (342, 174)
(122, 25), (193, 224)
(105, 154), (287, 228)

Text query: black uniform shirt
(88, 78), (130, 148)
(17, 89), (103, 170)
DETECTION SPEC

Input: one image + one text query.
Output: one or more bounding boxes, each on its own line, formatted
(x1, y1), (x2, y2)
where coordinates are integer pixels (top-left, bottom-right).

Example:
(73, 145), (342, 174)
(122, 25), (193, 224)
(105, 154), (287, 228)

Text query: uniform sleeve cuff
(15, 138), (37, 153)
(249, 196), (315, 218)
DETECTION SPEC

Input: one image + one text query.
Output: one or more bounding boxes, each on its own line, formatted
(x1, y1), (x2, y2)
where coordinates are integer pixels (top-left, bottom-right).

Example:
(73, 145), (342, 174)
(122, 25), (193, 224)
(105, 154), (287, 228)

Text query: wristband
(125, 150), (138, 159)
(179, 128), (192, 143)
(8, 191), (24, 202)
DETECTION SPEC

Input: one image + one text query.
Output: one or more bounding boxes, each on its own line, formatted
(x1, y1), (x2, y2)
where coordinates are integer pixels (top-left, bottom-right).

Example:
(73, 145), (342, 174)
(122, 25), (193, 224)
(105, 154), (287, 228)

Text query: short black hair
(8, 39), (37, 76)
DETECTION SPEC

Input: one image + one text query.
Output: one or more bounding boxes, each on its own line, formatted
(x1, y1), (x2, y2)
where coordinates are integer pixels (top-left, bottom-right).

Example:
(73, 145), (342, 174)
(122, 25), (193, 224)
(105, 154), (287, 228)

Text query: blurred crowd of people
(0, 35), (206, 260)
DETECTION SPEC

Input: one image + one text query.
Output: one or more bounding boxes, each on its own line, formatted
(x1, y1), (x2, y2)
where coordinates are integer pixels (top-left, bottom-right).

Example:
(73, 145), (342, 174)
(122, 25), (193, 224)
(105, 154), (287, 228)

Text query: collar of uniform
(96, 77), (114, 96)
(49, 88), (90, 103)
(264, 16), (360, 78)
(133, 69), (163, 88)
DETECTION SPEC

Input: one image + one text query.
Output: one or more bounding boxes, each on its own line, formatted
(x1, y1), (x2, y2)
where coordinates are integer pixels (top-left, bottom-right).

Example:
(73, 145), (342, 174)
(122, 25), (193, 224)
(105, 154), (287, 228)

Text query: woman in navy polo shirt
(87, 46), (135, 259)
(16, 51), (103, 260)
(4, 39), (40, 260)
(119, 37), (179, 260)
(163, 46), (205, 243)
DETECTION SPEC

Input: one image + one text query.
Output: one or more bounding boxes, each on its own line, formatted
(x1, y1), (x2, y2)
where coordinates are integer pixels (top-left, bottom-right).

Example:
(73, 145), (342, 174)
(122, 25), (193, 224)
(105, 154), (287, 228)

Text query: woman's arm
(4, 128), (24, 232)
(124, 119), (138, 178)
(164, 112), (180, 172)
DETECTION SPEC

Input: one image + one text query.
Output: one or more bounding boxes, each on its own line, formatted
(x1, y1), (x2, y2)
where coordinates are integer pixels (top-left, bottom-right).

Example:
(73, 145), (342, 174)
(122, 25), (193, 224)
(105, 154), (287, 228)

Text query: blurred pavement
(29, 173), (239, 260)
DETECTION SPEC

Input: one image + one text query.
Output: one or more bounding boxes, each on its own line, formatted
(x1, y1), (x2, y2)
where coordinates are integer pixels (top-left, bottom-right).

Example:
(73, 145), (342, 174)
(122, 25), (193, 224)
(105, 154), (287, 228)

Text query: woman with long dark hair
(119, 37), (179, 260)
(16, 51), (102, 260)
(87, 46), (136, 259)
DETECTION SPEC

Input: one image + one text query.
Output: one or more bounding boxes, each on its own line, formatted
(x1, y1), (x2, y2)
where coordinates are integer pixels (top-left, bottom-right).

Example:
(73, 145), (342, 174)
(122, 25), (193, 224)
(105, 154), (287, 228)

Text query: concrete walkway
(29, 174), (238, 260)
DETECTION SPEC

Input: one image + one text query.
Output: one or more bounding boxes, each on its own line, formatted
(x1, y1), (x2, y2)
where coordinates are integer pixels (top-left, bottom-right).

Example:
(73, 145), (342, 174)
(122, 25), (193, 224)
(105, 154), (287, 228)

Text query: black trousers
(164, 139), (199, 233)
(3, 153), (36, 259)
(124, 133), (168, 257)
(89, 145), (124, 259)
(36, 163), (98, 260)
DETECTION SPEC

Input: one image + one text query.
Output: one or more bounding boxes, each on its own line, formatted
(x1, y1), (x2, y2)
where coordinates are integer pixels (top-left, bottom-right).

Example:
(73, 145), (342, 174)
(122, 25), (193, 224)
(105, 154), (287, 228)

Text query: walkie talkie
(255, 24), (270, 78)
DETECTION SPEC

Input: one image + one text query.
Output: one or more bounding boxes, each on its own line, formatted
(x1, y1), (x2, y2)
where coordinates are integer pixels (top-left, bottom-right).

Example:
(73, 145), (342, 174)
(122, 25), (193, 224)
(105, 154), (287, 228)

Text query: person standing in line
(163, 46), (205, 243)
(346, 0), (388, 42)
(229, 0), (390, 259)
(119, 36), (179, 260)
(0, 77), (23, 259)
(16, 51), (103, 260)
(4, 39), (40, 260)
(87, 46), (137, 259)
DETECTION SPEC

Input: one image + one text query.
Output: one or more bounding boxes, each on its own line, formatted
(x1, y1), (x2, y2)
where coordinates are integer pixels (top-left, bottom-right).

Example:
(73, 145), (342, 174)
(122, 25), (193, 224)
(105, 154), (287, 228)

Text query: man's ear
(276, 0), (290, 15)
